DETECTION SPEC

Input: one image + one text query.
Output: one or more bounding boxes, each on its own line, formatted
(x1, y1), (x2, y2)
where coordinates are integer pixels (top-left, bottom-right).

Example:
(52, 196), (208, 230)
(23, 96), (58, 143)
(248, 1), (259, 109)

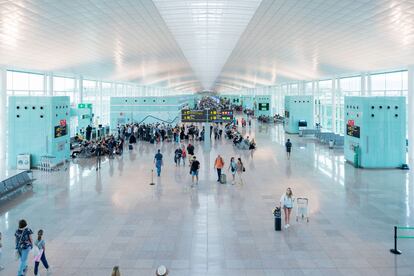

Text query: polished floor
(1, 120), (414, 276)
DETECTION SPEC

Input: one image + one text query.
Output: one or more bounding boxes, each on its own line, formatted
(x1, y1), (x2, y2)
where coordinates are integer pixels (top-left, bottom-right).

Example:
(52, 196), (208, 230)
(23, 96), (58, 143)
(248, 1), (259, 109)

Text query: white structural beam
(408, 66), (414, 164)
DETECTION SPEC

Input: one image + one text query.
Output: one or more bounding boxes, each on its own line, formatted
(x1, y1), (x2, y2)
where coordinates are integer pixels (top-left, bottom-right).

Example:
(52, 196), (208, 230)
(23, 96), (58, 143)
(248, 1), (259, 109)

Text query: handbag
(15, 229), (26, 260)
(242, 167), (246, 172)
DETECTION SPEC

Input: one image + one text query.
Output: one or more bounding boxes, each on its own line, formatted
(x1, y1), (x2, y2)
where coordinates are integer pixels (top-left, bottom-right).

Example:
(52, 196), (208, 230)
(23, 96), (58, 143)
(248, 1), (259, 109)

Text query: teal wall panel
(284, 96), (314, 133)
(344, 96), (406, 168)
(110, 96), (191, 128)
(8, 96), (70, 168)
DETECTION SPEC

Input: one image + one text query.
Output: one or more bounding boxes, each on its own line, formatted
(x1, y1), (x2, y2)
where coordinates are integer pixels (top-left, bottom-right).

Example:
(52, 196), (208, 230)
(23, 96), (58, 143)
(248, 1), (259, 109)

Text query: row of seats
(0, 171), (34, 199)
(315, 131), (344, 147)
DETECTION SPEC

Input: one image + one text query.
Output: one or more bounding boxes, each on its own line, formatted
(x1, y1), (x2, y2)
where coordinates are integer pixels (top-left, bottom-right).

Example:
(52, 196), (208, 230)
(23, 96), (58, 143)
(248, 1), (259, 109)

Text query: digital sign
(55, 125), (67, 138)
(208, 109), (233, 123)
(258, 103), (270, 111)
(347, 124), (360, 138)
(181, 110), (207, 123)
(181, 109), (233, 123)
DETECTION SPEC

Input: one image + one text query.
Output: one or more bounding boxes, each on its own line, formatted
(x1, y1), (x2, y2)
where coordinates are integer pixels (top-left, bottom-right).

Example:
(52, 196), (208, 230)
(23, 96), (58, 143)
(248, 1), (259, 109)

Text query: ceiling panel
(216, 0), (414, 91)
(0, 0), (201, 92)
(153, 0), (262, 90)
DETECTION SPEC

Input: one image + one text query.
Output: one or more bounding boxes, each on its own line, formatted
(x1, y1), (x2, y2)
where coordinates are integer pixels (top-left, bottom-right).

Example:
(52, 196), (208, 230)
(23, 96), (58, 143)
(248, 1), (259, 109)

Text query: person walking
(228, 157), (237, 184)
(34, 229), (50, 276)
(214, 155), (224, 182)
(285, 139), (292, 160)
(0, 232), (4, 270)
(174, 147), (182, 167)
(111, 266), (121, 276)
(280, 188), (294, 228)
(15, 219), (33, 276)
(187, 143), (195, 166)
(96, 142), (103, 171)
(236, 158), (245, 184)
(154, 149), (163, 177)
(190, 156), (200, 186)
(181, 144), (187, 167)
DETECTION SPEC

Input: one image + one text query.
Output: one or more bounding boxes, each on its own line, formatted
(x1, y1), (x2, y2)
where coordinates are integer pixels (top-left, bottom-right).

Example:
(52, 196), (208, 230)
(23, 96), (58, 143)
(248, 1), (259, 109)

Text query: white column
(361, 73), (366, 96)
(0, 68), (7, 160)
(332, 78), (337, 133)
(367, 73), (372, 96)
(408, 66), (414, 163)
(78, 76), (83, 103)
(47, 72), (53, 96)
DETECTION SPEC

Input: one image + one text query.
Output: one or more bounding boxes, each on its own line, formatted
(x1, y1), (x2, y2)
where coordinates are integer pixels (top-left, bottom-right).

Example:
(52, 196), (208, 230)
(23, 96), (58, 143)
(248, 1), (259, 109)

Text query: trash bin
(273, 207), (282, 231)
(353, 145), (360, 168)
(328, 140), (334, 149)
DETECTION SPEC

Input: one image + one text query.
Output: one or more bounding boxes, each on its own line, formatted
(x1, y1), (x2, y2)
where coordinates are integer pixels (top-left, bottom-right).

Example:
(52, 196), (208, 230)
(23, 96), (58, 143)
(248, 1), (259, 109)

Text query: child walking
(34, 229), (50, 275)
(0, 232), (4, 270)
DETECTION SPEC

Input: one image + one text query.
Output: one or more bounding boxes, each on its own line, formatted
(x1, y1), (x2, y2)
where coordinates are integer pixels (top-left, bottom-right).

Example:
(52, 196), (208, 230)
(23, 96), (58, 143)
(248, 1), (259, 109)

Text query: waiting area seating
(0, 170), (34, 200)
(315, 131), (344, 147)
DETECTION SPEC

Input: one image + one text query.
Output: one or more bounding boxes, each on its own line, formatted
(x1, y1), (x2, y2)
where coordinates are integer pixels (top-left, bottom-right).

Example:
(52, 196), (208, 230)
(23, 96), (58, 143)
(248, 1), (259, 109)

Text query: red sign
(60, 119), (66, 126)
(347, 120), (354, 126)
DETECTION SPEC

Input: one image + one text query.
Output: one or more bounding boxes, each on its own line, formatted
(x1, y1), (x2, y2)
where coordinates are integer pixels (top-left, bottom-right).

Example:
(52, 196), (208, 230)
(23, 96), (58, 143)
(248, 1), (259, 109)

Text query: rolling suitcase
(220, 173), (227, 184)
(128, 144), (133, 150)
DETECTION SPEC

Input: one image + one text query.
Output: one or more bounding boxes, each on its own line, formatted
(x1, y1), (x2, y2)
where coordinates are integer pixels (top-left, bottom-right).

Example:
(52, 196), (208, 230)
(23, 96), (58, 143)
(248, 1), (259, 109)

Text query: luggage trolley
(296, 197), (309, 222)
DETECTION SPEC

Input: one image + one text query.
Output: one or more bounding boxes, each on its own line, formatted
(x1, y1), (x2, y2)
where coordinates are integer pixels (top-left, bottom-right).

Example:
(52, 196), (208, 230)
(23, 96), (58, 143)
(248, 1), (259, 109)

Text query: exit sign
(78, 103), (92, 109)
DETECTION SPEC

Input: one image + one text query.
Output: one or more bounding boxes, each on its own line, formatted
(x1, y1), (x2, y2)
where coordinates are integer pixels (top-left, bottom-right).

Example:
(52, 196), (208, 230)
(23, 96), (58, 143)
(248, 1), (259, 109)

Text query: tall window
(53, 76), (76, 105)
(6, 71), (44, 97)
(101, 82), (112, 125)
(338, 76), (361, 134)
(317, 80), (332, 130)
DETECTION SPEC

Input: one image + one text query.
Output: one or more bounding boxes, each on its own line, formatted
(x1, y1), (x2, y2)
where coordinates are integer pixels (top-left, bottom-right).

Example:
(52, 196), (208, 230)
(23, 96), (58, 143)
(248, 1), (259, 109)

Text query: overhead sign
(78, 103), (92, 109)
(181, 110), (207, 123)
(258, 103), (270, 111)
(181, 109), (233, 123)
(208, 109), (233, 123)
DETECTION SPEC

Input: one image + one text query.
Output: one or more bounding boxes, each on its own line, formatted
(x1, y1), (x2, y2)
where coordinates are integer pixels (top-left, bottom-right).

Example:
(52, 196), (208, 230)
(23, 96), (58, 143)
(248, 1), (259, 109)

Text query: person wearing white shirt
(280, 188), (294, 228)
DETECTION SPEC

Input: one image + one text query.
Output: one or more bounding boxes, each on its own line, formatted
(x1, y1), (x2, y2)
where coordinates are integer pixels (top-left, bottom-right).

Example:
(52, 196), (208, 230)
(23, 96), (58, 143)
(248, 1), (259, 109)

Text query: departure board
(181, 110), (207, 122)
(181, 109), (233, 123)
(258, 103), (270, 111)
(208, 109), (233, 122)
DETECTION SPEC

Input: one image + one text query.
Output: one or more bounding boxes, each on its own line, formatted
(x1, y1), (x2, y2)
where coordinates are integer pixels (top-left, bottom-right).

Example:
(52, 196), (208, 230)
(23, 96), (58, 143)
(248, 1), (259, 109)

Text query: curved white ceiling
(153, 0), (262, 90)
(1, 0), (414, 93)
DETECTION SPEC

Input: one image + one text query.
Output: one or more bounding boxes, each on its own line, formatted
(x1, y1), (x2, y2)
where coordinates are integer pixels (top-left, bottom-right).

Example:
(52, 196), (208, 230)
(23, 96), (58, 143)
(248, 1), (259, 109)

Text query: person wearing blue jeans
(34, 229), (50, 276)
(154, 149), (163, 177)
(15, 219), (33, 276)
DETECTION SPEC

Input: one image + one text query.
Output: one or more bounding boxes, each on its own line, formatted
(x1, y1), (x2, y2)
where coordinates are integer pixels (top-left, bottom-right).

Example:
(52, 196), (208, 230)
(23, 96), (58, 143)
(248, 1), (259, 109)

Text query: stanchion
(149, 169), (155, 185)
(390, 226), (402, 255)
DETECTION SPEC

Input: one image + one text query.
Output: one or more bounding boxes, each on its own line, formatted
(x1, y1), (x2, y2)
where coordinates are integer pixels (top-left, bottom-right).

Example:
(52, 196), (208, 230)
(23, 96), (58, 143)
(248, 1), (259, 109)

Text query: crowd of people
(257, 114), (284, 123)
(196, 96), (231, 110)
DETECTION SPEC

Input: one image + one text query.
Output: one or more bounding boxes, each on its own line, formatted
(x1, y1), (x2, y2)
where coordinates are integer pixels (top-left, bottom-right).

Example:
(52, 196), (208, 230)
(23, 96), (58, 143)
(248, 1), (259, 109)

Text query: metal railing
(390, 226), (414, 255)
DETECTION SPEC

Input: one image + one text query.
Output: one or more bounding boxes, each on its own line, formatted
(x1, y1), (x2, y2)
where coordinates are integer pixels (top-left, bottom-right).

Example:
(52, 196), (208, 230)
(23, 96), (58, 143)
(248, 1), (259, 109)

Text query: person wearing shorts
(190, 156), (200, 185)
(280, 188), (294, 228)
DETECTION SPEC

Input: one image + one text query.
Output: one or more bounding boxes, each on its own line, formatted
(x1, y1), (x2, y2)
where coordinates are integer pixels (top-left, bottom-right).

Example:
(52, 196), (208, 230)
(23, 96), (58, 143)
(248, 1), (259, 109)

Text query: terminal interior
(1, 1), (414, 276)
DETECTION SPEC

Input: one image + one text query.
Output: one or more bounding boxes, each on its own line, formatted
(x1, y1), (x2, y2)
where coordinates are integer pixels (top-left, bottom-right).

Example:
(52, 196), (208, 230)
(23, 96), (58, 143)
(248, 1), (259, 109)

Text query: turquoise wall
(284, 96), (314, 134)
(8, 96), (70, 168)
(110, 95), (192, 128)
(344, 96), (406, 168)
(255, 95), (272, 117)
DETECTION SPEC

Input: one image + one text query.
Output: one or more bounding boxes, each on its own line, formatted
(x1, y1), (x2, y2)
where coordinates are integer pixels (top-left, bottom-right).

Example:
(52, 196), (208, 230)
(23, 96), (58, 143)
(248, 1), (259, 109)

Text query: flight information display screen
(208, 109), (233, 123)
(181, 110), (207, 122)
(181, 109), (233, 123)
(347, 124), (360, 138)
(258, 103), (270, 111)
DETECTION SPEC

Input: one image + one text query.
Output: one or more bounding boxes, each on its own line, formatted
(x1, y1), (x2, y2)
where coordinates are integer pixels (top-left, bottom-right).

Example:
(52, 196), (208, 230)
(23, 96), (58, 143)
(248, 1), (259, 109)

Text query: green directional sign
(78, 103), (92, 109)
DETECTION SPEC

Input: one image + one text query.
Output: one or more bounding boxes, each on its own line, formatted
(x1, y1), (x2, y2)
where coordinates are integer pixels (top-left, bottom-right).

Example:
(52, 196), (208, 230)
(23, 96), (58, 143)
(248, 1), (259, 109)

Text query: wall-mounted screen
(298, 120), (307, 127)
(285, 111), (290, 118)
(54, 125), (67, 138)
(347, 124), (360, 138)
(258, 103), (270, 111)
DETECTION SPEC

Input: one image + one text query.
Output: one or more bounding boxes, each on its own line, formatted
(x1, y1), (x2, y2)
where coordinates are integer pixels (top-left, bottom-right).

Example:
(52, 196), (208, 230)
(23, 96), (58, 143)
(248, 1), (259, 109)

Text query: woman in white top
(280, 188), (294, 228)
